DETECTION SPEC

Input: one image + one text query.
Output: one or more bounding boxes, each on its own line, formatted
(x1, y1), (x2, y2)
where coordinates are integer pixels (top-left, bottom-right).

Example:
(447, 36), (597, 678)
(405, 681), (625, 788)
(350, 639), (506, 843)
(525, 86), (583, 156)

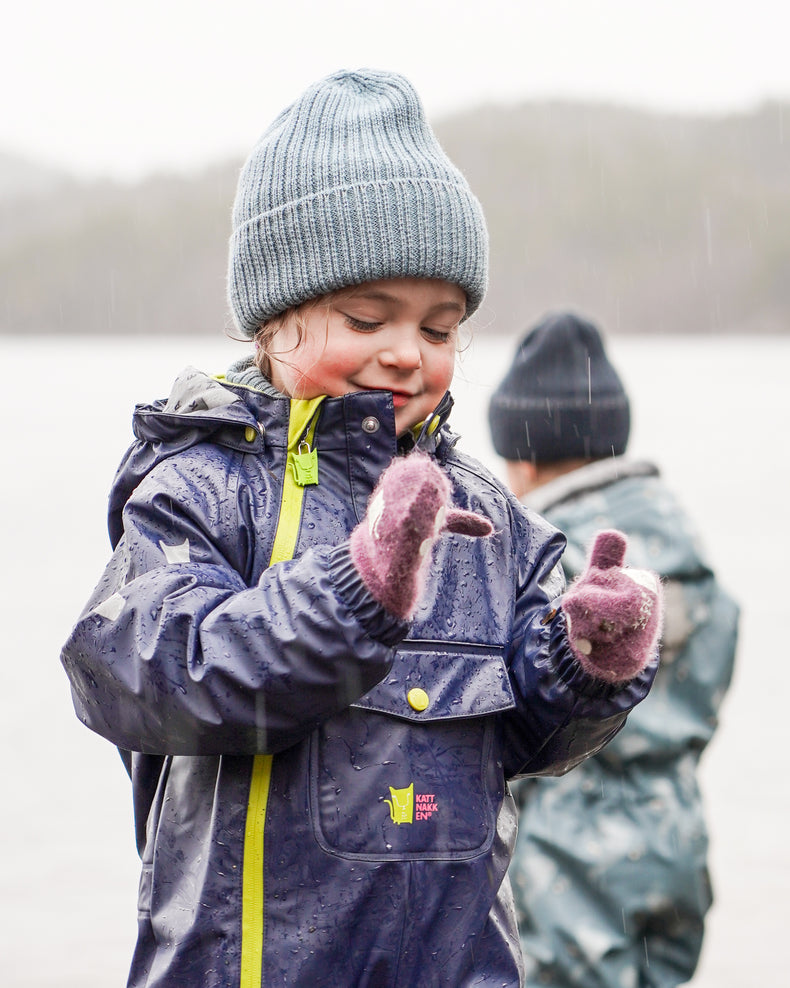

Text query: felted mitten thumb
(561, 530), (663, 683)
(349, 451), (493, 620)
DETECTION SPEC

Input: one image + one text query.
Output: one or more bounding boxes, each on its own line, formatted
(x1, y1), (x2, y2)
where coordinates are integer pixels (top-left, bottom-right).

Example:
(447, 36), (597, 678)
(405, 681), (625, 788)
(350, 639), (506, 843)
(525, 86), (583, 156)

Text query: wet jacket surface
(510, 458), (739, 988)
(61, 368), (656, 988)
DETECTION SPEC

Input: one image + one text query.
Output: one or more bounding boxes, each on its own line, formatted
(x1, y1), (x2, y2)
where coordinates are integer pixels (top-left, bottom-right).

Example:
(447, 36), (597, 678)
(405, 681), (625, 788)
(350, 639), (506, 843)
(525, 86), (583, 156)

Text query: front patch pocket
(310, 644), (514, 861)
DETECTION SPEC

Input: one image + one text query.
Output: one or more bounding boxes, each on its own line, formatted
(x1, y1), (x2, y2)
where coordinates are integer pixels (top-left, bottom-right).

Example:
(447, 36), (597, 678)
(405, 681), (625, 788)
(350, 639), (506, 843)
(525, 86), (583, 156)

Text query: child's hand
(561, 530), (663, 683)
(350, 452), (493, 619)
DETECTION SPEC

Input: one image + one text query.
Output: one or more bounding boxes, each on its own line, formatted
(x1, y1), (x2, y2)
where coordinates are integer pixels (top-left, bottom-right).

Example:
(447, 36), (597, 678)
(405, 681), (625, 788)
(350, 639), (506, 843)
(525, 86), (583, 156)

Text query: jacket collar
(524, 457), (659, 514)
(108, 364), (457, 547)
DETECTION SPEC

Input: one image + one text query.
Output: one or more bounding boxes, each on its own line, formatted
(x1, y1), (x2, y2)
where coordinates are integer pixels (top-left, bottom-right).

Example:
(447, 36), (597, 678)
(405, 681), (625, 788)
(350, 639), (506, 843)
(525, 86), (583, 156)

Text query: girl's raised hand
(350, 452), (493, 619)
(561, 530), (663, 683)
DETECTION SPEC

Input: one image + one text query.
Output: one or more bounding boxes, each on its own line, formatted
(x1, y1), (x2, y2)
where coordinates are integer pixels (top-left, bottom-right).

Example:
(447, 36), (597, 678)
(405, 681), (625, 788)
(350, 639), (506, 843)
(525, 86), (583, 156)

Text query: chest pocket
(309, 643), (515, 861)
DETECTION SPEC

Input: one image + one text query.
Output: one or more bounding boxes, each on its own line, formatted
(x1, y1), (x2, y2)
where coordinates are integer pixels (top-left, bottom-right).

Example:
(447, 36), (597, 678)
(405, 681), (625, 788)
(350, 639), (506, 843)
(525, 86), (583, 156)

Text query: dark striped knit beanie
(488, 312), (631, 463)
(228, 69), (489, 337)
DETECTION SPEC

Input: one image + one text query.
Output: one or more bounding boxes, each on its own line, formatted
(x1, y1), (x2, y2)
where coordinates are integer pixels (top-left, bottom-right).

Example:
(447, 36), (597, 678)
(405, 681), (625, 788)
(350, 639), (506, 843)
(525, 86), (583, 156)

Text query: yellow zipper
(239, 395), (325, 987)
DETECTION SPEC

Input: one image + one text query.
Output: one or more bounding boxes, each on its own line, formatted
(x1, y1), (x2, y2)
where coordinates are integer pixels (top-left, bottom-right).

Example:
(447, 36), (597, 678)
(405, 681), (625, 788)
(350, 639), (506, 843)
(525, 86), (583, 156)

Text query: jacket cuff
(328, 544), (410, 647)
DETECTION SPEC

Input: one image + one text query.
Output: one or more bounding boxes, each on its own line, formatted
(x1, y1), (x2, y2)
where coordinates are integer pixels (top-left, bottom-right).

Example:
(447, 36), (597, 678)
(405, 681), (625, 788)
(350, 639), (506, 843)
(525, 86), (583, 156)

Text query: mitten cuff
(565, 631), (659, 684)
(328, 544), (410, 647)
(561, 575), (663, 684)
(546, 607), (633, 699)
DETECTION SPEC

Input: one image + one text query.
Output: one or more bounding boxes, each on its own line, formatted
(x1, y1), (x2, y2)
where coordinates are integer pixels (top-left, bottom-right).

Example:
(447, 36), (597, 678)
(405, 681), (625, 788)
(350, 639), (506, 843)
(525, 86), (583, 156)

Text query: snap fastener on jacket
(361, 416), (380, 434)
(407, 687), (429, 712)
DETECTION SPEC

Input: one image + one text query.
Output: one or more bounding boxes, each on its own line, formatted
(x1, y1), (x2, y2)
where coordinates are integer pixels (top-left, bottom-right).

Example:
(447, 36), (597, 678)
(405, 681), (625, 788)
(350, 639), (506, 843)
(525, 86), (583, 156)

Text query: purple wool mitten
(349, 452), (493, 619)
(561, 530), (663, 683)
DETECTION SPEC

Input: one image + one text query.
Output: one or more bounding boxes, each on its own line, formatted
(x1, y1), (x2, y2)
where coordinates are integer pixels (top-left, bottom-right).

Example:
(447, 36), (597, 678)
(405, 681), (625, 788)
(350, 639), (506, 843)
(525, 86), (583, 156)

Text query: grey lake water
(1, 333), (788, 986)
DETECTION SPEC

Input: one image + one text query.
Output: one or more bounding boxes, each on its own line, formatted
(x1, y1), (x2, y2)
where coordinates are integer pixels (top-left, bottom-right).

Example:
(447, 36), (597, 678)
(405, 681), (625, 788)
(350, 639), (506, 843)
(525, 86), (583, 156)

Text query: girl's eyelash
(344, 315), (380, 332)
(343, 314), (454, 341)
(423, 328), (452, 342)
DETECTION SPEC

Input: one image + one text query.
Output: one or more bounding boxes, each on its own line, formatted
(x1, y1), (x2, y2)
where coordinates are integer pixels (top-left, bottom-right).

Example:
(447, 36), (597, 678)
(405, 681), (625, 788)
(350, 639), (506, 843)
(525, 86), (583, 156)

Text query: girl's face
(267, 277), (466, 436)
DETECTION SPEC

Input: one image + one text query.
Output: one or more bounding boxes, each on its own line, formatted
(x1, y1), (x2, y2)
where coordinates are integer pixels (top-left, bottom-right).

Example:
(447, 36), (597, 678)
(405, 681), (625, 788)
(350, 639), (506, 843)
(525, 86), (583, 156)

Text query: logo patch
(384, 783), (439, 824)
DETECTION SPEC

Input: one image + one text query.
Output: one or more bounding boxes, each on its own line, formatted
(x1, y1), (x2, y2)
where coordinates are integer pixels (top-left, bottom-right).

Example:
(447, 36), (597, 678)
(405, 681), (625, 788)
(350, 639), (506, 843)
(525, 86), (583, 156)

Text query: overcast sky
(4, 0), (789, 181)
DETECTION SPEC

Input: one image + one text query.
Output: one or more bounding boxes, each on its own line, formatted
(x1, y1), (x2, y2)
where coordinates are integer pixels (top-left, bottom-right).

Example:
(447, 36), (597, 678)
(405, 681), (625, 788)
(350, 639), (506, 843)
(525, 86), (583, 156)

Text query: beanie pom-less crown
(228, 69), (489, 337)
(487, 312), (631, 463)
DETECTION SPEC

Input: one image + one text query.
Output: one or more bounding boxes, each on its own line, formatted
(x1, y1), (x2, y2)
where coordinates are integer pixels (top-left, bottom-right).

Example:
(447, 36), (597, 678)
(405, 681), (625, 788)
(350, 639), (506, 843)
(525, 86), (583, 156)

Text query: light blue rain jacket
(510, 457), (738, 988)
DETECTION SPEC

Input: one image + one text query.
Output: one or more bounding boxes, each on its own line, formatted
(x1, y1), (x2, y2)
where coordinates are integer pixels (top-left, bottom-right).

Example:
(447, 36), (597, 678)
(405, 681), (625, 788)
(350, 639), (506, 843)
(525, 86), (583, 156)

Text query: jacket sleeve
(499, 505), (658, 779)
(60, 451), (406, 756)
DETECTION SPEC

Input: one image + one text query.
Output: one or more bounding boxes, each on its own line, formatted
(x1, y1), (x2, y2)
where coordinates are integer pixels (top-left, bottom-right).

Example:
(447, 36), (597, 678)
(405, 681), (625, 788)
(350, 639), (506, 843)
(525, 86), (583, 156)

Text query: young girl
(62, 69), (662, 988)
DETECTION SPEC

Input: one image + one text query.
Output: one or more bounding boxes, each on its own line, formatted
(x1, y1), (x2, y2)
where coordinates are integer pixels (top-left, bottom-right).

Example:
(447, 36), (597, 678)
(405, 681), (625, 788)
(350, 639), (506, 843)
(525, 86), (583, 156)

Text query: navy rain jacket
(61, 365), (656, 987)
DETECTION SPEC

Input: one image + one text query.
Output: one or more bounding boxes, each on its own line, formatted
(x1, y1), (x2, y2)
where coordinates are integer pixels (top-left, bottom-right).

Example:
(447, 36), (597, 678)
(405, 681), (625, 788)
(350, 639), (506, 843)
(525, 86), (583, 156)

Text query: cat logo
(384, 783), (414, 824)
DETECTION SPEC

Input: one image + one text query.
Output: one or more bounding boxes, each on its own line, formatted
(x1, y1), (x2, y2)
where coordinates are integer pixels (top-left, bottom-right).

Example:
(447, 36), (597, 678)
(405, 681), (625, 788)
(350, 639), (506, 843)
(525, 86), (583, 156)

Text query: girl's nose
(380, 330), (422, 370)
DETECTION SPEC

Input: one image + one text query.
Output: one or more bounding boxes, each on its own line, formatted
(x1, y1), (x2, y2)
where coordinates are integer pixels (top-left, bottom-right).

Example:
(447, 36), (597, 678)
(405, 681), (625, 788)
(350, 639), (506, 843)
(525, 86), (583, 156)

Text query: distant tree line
(2, 99), (788, 337)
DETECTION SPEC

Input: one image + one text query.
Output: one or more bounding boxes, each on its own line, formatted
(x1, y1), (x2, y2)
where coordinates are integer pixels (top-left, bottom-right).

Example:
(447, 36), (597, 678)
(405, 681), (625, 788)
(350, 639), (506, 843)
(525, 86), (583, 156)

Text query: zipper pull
(291, 440), (319, 487)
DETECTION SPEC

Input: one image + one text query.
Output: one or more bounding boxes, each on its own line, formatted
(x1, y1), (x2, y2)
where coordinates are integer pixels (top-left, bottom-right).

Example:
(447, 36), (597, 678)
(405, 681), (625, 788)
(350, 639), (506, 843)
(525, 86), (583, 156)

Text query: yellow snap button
(244, 426), (257, 443)
(407, 687), (429, 712)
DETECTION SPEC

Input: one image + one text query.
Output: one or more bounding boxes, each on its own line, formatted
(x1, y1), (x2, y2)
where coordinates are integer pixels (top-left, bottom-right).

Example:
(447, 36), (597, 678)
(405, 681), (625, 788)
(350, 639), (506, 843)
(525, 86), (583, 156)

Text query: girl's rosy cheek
(431, 355), (456, 387)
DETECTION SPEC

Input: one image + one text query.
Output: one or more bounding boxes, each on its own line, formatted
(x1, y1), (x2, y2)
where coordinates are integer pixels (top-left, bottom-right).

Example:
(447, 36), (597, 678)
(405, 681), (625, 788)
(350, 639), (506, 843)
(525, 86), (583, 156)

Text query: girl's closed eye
(422, 326), (455, 343)
(344, 314), (382, 333)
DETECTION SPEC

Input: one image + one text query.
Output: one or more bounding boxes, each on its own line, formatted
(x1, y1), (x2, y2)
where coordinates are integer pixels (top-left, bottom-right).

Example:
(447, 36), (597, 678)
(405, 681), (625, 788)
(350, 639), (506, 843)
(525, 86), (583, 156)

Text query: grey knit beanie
(488, 311), (631, 463)
(228, 69), (489, 337)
